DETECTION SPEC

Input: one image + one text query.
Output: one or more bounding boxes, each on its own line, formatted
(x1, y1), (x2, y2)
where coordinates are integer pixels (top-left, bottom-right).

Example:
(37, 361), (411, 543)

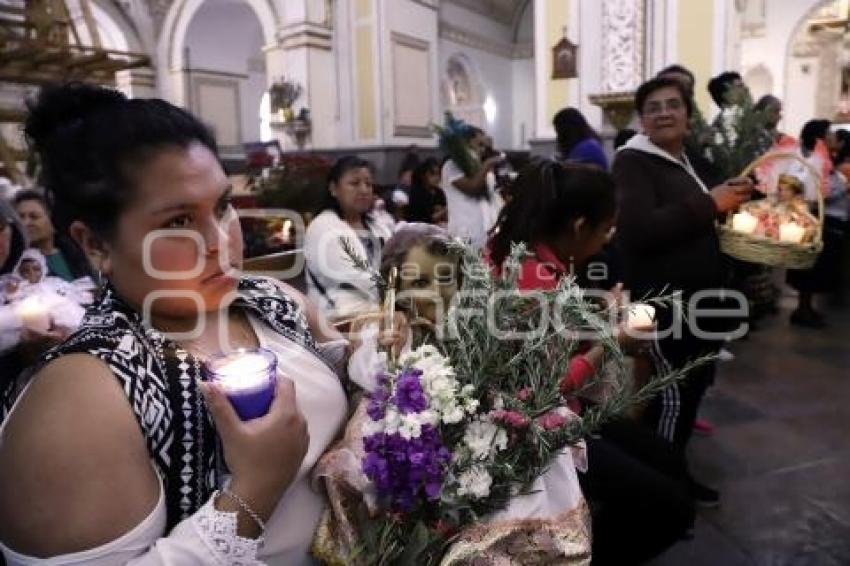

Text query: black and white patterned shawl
(36, 276), (322, 530)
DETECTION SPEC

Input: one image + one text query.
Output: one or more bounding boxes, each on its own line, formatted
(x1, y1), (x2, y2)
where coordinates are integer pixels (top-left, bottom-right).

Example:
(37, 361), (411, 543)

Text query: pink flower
(516, 388), (532, 402)
(536, 411), (568, 431)
(490, 409), (530, 429)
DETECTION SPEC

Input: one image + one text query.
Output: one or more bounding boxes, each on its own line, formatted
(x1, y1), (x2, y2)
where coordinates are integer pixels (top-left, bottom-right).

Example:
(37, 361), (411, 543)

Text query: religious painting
(552, 35), (578, 79)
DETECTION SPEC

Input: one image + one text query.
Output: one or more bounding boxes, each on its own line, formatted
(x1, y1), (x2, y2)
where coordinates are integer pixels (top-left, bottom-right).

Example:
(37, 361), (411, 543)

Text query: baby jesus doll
(740, 174), (818, 242)
(1, 249), (93, 331)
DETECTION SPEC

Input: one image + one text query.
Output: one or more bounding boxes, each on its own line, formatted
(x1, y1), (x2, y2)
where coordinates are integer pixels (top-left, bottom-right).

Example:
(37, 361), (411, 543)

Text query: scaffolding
(0, 0), (150, 183)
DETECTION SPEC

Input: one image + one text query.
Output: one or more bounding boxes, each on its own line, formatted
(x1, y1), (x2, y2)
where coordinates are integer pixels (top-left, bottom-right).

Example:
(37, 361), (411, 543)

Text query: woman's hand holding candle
(627, 303), (656, 330)
(618, 303), (656, 356)
(16, 296), (51, 333)
(200, 377), (309, 537)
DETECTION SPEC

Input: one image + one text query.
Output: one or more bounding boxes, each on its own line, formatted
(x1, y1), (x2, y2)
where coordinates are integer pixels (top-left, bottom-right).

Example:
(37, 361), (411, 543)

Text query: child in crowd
(1, 248), (93, 330)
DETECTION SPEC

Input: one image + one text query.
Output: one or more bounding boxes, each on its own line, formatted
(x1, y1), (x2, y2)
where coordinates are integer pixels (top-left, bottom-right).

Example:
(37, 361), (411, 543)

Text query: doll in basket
(742, 174), (818, 242)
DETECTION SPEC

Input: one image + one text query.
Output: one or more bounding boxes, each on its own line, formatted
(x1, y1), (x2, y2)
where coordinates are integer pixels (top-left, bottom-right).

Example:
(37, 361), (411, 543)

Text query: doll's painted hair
(778, 174), (804, 196)
(379, 222), (458, 297)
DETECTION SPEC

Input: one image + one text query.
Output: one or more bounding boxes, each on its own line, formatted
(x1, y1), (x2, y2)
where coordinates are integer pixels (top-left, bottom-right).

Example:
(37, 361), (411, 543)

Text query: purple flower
(367, 384), (390, 421)
(362, 424), (450, 512)
(393, 368), (427, 414)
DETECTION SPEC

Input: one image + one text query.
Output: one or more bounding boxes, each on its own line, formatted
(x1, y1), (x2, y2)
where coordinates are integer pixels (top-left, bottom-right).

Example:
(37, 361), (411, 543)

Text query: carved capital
(589, 91), (636, 131)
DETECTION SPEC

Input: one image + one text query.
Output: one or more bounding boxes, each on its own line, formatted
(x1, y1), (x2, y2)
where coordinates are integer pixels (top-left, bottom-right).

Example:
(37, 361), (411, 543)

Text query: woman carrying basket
(612, 77), (753, 506)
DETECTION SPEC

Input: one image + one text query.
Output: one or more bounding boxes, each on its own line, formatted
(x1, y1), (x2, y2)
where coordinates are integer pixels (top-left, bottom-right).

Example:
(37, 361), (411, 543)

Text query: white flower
(417, 409), (440, 427)
(382, 408), (401, 434)
(442, 404), (466, 424)
(362, 419), (384, 437)
(456, 465), (493, 499)
(463, 419), (508, 460)
(398, 414), (423, 440)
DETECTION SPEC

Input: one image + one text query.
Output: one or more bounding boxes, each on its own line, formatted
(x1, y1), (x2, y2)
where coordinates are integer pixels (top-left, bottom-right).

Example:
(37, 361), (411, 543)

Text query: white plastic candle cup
(779, 222), (805, 244)
(627, 304), (656, 330)
(205, 348), (277, 420)
(731, 211), (758, 234)
(16, 296), (50, 333)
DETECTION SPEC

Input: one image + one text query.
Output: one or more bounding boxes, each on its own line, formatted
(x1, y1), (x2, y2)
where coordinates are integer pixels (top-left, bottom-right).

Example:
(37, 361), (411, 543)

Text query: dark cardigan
(612, 148), (723, 301)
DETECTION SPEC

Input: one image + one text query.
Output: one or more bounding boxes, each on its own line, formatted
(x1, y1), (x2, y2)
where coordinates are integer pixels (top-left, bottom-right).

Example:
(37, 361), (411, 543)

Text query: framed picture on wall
(552, 34), (578, 80)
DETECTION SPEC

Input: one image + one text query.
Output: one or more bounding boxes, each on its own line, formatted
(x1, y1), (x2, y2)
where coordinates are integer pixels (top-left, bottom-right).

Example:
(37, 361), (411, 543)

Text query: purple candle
(206, 348), (277, 420)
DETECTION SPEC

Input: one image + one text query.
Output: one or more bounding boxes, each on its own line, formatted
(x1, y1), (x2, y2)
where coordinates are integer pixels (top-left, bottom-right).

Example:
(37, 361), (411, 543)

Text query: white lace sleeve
(147, 498), (265, 566)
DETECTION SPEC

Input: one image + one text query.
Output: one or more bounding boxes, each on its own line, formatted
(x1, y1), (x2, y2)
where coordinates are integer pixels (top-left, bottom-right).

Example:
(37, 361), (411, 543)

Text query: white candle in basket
(731, 211), (758, 234)
(16, 296), (50, 333)
(779, 222), (805, 244)
(627, 304), (656, 330)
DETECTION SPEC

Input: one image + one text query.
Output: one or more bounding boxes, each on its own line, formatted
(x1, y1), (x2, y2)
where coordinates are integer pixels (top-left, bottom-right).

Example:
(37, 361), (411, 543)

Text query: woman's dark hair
(834, 129), (850, 165)
(634, 77), (694, 118)
(614, 128), (637, 149)
(398, 149), (420, 180)
(754, 94), (780, 113)
(24, 82), (218, 241)
(657, 64), (695, 85)
(407, 158), (442, 223)
(707, 71), (743, 108)
(488, 158), (617, 268)
(0, 200), (26, 275)
(553, 107), (599, 158)
(411, 157), (440, 190)
(318, 155), (373, 217)
(799, 119), (831, 153)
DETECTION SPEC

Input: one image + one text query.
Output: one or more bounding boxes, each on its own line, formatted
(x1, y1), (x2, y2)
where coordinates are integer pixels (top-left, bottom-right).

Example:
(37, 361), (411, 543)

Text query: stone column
(268, 0), (336, 150)
(117, 68), (159, 98)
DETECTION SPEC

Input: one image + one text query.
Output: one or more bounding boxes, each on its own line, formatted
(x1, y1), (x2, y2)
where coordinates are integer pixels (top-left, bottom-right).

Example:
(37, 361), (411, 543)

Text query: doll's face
(18, 259), (42, 284)
(397, 245), (459, 324)
(777, 177), (801, 203)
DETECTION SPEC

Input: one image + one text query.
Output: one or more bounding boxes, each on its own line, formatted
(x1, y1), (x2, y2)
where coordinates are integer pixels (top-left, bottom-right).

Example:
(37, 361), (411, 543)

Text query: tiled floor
(650, 296), (850, 566)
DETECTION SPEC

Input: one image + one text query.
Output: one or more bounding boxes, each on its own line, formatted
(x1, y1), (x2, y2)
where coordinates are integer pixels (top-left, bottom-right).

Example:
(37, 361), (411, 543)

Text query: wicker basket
(718, 151), (823, 270)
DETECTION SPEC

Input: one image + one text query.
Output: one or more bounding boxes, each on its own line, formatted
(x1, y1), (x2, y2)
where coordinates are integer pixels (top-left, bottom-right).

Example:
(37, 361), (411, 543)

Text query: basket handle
(738, 151), (824, 245)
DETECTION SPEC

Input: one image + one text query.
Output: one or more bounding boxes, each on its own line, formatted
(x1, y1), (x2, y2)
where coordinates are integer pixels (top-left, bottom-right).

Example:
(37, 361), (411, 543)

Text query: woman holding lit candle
(486, 159), (695, 565)
(612, 77), (757, 508)
(0, 83), (357, 565)
(1, 201), (72, 423)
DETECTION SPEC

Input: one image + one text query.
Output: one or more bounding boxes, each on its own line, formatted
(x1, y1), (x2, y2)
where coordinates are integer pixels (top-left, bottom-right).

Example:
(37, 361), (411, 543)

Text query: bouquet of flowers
(706, 87), (773, 180)
(269, 77), (303, 112)
(433, 112), (480, 178)
(312, 241), (702, 565)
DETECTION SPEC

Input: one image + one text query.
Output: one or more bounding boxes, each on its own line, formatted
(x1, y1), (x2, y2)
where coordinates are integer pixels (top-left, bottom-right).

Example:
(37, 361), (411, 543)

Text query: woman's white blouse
(0, 317), (348, 565)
